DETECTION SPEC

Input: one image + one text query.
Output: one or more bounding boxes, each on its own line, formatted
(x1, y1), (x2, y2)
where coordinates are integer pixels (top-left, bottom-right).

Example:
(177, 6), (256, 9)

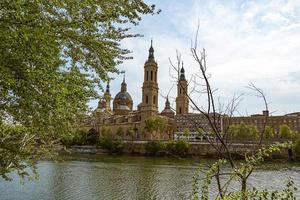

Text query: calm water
(1, 154), (300, 200)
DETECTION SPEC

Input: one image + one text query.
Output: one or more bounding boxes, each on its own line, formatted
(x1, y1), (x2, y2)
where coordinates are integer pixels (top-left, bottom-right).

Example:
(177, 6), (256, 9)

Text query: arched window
(153, 95), (156, 104)
(180, 88), (182, 94)
(151, 71), (153, 81)
(146, 71), (149, 81)
(146, 95), (148, 104)
(179, 107), (182, 114)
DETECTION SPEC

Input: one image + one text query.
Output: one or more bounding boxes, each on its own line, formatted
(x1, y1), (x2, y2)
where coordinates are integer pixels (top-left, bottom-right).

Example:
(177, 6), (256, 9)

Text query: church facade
(89, 41), (187, 140)
(85, 41), (300, 141)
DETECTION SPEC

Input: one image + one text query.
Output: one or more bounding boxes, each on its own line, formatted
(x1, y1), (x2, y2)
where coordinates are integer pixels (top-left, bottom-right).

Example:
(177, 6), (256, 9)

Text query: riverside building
(86, 41), (299, 141)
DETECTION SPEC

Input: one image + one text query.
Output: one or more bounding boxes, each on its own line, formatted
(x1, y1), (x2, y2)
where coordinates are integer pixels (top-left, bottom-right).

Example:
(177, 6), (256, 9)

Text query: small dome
(161, 108), (174, 114)
(161, 97), (175, 117)
(113, 76), (133, 114)
(114, 91), (132, 101)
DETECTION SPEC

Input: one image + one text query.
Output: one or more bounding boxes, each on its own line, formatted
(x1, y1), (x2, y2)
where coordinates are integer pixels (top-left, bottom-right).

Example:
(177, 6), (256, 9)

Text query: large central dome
(114, 91), (132, 102)
(113, 76), (133, 115)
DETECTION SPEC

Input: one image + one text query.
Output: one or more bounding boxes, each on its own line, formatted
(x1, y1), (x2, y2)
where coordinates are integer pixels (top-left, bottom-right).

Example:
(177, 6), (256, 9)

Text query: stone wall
(69, 141), (291, 159)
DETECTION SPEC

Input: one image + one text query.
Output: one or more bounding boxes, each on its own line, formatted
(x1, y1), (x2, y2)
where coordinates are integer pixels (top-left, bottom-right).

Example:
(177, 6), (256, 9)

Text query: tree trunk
(241, 178), (247, 200)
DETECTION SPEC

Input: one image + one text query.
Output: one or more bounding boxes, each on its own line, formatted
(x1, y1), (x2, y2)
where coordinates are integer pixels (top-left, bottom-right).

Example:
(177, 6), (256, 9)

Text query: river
(1, 154), (300, 200)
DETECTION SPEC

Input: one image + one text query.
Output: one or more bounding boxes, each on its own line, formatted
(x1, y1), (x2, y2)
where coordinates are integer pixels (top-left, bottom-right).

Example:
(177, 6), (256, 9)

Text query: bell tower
(104, 81), (112, 111)
(176, 65), (189, 115)
(141, 40), (159, 122)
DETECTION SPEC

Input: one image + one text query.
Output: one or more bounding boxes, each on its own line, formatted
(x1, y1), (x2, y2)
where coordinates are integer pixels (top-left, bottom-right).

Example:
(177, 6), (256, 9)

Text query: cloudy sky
(91, 0), (300, 116)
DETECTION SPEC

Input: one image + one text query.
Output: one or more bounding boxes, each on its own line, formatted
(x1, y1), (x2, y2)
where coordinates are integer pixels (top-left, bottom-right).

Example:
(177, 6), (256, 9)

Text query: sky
(90, 0), (300, 116)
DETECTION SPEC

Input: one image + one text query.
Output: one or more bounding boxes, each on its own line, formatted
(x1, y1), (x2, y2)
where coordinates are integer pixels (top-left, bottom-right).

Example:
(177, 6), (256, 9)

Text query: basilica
(89, 41), (189, 140)
(86, 41), (300, 141)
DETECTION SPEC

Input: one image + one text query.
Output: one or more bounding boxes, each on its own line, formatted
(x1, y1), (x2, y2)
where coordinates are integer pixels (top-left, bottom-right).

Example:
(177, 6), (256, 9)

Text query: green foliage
(0, 124), (41, 181)
(145, 117), (167, 139)
(145, 141), (165, 156)
(116, 127), (124, 137)
(127, 127), (135, 140)
(0, 0), (157, 180)
(293, 135), (300, 160)
(264, 126), (274, 139)
(215, 177), (297, 199)
(245, 143), (290, 166)
(99, 137), (124, 154)
(100, 126), (112, 137)
(228, 123), (259, 140)
(86, 128), (99, 145)
(98, 126), (123, 153)
(166, 140), (189, 155)
(61, 128), (99, 146)
(183, 128), (190, 138)
(279, 124), (294, 140)
(191, 143), (293, 199)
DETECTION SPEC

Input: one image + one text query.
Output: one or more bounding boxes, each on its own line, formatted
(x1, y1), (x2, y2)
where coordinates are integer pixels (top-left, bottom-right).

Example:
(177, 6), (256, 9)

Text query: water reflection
(0, 154), (300, 200)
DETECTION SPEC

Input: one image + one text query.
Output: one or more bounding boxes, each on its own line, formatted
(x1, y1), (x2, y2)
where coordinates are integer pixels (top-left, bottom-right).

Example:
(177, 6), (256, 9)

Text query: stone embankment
(69, 141), (292, 159)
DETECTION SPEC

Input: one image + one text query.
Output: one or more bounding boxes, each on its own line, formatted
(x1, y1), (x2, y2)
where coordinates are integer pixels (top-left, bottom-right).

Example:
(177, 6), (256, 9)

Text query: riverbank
(66, 140), (293, 160)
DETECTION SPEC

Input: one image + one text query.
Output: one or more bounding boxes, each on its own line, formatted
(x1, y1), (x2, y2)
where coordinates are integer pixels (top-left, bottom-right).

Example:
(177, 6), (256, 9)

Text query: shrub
(175, 139), (189, 155)
(165, 140), (189, 155)
(127, 127), (135, 140)
(183, 128), (190, 139)
(165, 141), (176, 153)
(98, 126), (123, 153)
(116, 127), (124, 137)
(86, 128), (99, 145)
(145, 141), (164, 156)
(61, 133), (75, 147)
(294, 135), (300, 160)
(279, 124), (299, 141)
(264, 126), (274, 139)
(61, 128), (89, 146)
(228, 123), (259, 140)
(279, 124), (293, 139)
(99, 136), (124, 154)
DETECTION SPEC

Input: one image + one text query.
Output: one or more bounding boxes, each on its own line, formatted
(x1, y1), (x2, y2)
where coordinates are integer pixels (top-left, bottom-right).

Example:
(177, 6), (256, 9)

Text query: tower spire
(121, 72), (127, 92)
(180, 62), (186, 80)
(105, 80), (110, 93)
(148, 39), (154, 60)
(165, 95), (170, 108)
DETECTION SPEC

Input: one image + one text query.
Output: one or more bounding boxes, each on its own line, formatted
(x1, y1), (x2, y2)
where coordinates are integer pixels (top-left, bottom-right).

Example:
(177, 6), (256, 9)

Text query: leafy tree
(145, 141), (164, 156)
(166, 140), (189, 155)
(100, 126), (112, 138)
(86, 128), (99, 145)
(264, 125), (274, 139)
(127, 127), (135, 141)
(98, 136), (124, 154)
(293, 135), (300, 160)
(0, 0), (158, 180)
(144, 117), (167, 139)
(60, 127), (96, 146)
(183, 128), (190, 140)
(279, 124), (293, 140)
(98, 126), (123, 153)
(116, 127), (124, 138)
(228, 123), (259, 140)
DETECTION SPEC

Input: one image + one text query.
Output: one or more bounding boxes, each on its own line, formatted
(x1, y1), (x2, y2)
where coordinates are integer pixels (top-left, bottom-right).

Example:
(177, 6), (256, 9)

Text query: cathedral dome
(161, 97), (175, 118)
(114, 91), (132, 102)
(113, 75), (133, 115)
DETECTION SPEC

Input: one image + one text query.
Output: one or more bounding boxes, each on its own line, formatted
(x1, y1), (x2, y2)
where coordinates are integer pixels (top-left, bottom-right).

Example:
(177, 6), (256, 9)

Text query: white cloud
(91, 0), (300, 115)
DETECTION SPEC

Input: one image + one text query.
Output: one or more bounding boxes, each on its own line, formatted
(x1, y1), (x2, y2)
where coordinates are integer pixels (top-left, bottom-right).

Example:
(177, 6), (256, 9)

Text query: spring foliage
(0, 0), (157, 180)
